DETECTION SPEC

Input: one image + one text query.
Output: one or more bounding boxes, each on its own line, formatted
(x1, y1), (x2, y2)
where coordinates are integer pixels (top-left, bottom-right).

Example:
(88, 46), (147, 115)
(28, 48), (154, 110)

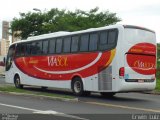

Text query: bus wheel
(14, 75), (23, 89)
(100, 92), (116, 98)
(71, 77), (84, 96)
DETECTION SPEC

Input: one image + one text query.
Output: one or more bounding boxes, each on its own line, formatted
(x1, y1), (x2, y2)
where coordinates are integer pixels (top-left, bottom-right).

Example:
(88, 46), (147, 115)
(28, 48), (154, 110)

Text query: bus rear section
(118, 26), (156, 92)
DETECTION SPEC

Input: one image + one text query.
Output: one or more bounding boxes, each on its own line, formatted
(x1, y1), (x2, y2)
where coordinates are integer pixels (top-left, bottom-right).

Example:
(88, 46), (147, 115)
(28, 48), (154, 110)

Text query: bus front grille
(98, 66), (112, 90)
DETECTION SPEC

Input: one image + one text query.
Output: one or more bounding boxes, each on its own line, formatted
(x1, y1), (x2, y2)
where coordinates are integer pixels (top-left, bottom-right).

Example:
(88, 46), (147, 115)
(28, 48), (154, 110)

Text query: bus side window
(26, 43), (31, 55)
(21, 44), (26, 56)
(63, 37), (71, 53)
(16, 44), (25, 57)
(99, 31), (108, 51)
(31, 42), (37, 55)
(80, 34), (89, 52)
(49, 39), (56, 54)
(108, 30), (117, 44)
(89, 33), (98, 51)
(71, 36), (79, 52)
(36, 41), (43, 54)
(42, 40), (49, 54)
(56, 38), (63, 53)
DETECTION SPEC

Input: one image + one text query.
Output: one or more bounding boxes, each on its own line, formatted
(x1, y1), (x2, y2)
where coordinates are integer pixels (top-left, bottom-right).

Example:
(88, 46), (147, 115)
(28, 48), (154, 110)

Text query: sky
(0, 0), (160, 42)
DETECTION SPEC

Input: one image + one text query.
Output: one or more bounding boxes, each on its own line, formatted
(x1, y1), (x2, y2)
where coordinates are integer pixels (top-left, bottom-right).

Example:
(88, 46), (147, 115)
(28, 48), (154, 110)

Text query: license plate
(138, 79), (144, 83)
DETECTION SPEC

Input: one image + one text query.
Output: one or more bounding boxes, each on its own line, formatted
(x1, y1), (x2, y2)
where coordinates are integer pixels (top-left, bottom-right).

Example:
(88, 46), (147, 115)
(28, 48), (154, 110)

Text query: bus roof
(123, 25), (155, 33)
(27, 31), (71, 40)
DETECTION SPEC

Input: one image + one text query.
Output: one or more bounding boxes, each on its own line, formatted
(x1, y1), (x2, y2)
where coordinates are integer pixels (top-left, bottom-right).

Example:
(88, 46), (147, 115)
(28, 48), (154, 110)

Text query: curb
(0, 91), (79, 102)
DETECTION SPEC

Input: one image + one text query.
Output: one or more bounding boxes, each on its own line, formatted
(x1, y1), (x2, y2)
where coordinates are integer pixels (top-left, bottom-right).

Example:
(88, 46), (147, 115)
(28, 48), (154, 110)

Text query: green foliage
(157, 43), (160, 59)
(157, 43), (160, 77)
(157, 43), (160, 90)
(156, 78), (160, 91)
(10, 7), (121, 39)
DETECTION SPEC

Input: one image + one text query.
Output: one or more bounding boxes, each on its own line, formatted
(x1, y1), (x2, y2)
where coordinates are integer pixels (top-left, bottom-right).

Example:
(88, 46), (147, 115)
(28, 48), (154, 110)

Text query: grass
(156, 78), (160, 91)
(0, 85), (75, 99)
(156, 60), (160, 91)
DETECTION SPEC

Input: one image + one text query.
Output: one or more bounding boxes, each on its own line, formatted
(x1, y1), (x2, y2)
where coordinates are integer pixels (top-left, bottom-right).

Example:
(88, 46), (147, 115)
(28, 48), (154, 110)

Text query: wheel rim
(74, 81), (81, 93)
(15, 77), (20, 87)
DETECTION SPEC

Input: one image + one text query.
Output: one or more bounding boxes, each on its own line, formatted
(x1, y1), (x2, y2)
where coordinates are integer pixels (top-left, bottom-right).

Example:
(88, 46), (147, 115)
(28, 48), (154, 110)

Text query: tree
(10, 7), (121, 39)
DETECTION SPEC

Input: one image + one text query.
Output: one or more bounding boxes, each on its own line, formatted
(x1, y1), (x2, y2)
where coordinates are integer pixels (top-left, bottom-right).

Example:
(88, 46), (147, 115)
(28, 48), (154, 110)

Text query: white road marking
(34, 110), (89, 120)
(33, 110), (59, 114)
(0, 102), (89, 120)
(0, 103), (40, 112)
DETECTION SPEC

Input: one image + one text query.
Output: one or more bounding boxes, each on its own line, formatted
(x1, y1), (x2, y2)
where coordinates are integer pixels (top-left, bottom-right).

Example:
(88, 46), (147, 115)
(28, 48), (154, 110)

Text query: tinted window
(99, 29), (118, 51)
(31, 42), (36, 55)
(36, 41), (43, 54)
(99, 31), (108, 51)
(16, 44), (25, 56)
(100, 31), (108, 44)
(63, 37), (71, 53)
(8, 45), (15, 58)
(108, 30), (117, 44)
(31, 41), (42, 55)
(20, 44), (26, 56)
(56, 38), (63, 53)
(89, 33), (98, 51)
(49, 39), (56, 54)
(71, 36), (79, 52)
(80, 34), (89, 52)
(42, 40), (48, 54)
(15, 44), (20, 56)
(6, 45), (15, 71)
(26, 43), (31, 55)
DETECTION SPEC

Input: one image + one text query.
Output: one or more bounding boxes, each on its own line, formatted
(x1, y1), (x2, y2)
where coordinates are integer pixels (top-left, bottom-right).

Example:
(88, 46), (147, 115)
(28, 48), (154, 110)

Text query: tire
(100, 92), (116, 98)
(71, 77), (84, 96)
(14, 75), (23, 89)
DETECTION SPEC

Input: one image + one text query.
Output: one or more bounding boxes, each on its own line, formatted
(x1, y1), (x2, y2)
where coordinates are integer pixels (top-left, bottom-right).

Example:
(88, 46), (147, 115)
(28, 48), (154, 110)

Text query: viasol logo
(126, 43), (156, 75)
(48, 56), (68, 67)
(133, 60), (155, 69)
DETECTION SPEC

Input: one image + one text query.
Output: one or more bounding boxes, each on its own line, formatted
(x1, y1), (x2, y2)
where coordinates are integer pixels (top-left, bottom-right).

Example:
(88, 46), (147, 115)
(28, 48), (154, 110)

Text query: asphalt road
(0, 77), (160, 120)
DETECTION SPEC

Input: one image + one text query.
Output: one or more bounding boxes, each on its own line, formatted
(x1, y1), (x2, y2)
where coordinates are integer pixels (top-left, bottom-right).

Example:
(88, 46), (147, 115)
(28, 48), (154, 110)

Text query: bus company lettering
(127, 43), (156, 75)
(48, 56), (68, 67)
(130, 48), (143, 53)
(133, 60), (155, 69)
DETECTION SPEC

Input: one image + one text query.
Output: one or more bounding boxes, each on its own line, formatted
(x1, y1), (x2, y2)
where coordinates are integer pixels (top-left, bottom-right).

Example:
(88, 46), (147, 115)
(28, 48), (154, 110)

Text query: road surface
(0, 77), (160, 120)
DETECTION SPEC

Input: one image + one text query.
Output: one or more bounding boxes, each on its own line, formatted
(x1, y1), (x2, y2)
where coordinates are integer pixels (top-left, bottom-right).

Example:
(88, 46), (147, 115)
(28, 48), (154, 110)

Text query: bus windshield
(124, 28), (156, 44)
(6, 45), (15, 71)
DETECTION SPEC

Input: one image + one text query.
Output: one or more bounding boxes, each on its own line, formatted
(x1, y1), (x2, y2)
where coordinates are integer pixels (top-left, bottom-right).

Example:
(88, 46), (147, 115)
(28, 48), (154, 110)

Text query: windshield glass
(6, 45), (15, 71)
(124, 28), (156, 44)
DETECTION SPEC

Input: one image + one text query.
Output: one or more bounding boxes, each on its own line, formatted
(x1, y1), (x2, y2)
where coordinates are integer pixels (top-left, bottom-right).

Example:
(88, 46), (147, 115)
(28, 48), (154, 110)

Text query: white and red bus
(5, 24), (156, 96)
